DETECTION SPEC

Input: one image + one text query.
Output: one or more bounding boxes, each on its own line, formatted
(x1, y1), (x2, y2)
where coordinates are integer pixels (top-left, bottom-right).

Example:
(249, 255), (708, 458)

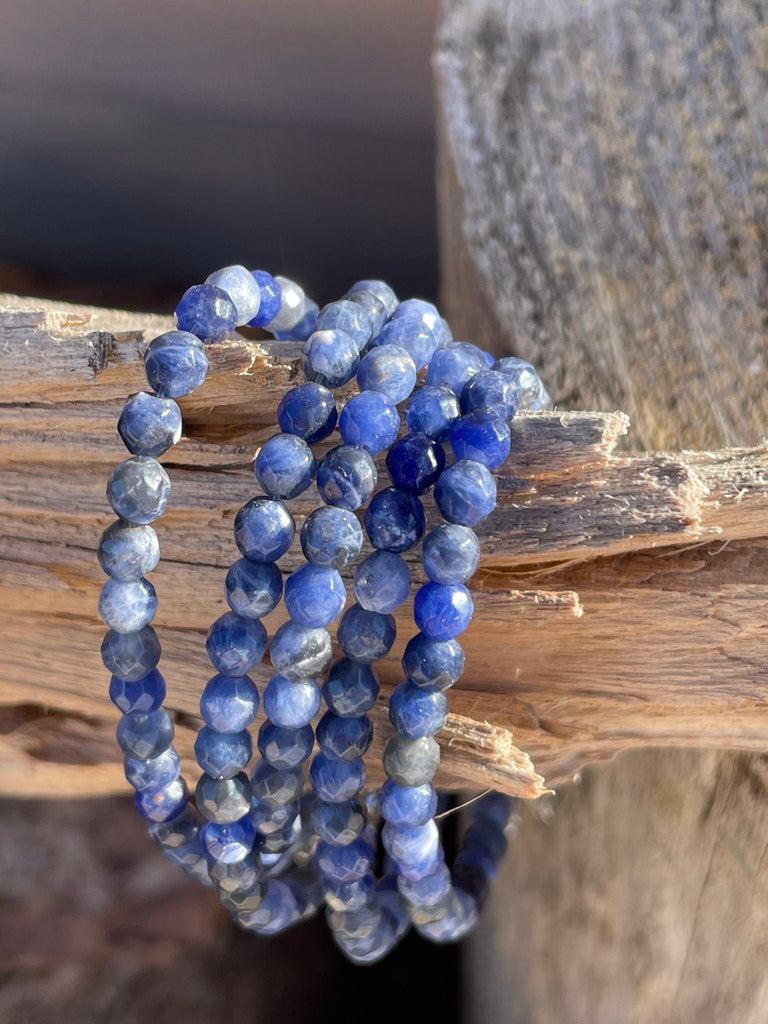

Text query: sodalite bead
(414, 582), (474, 640)
(98, 521), (160, 582)
(134, 777), (188, 823)
(382, 735), (440, 787)
(493, 356), (544, 410)
(357, 344), (417, 404)
(416, 889), (478, 943)
(380, 780), (437, 827)
(382, 820), (439, 867)
(254, 434), (316, 500)
(257, 722), (314, 769)
(273, 301), (318, 341)
(425, 343), (487, 395)
(277, 382), (337, 443)
(364, 487), (425, 552)
(250, 798), (300, 835)
(101, 625), (161, 681)
(312, 799), (366, 845)
(99, 577), (157, 634)
(143, 331), (209, 398)
(434, 459), (497, 526)
(196, 771), (252, 823)
(353, 550), (410, 613)
(405, 384), (460, 441)
(250, 760), (304, 806)
(391, 298), (441, 336)
(219, 880), (268, 914)
(325, 876), (377, 915)
(371, 318), (437, 371)
(200, 814), (257, 863)
(389, 681), (448, 739)
(148, 803), (200, 848)
(317, 445), (377, 510)
(200, 674), (259, 732)
(234, 498), (294, 563)
(195, 726), (252, 778)
(461, 369), (520, 421)
(451, 412), (510, 469)
(422, 524), (481, 585)
(107, 457), (170, 524)
(268, 276), (306, 332)
(315, 300), (374, 351)
(209, 850), (266, 894)
(270, 621), (332, 680)
(225, 558), (283, 619)
(322, 659), (379, 717)
(337, 604), (396, 663)
(318, 838), (374, 883)
(386, 432), (445, 494)
(338, 391), (399, 454)
(316, 712), (372, 761)
(348, 279), (398, 315)
(124, 745), (180, 792)
(301, 329), (359, 388)
(248, 269), (282, 327)
(310, 752), (366, 803)
(117, 708), (174, 760)
(118, 392), (181, 458)
(263, 675), (319, 728)
(300, 506), (363, 569)
(237, 878), (299, 934)
(259, 817), (302, 855)
(206, 265), (261, 325)
(283, 564), (346, 627)
(175, 283), (237, 342)
(109, 668), (165, 714)
(402, 633), (465, 690)
(206, 612), (268, 676)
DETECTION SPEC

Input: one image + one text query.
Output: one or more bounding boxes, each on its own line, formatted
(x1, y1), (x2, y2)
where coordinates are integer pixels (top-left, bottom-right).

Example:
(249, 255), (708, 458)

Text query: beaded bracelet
(98, 265), (549, 963)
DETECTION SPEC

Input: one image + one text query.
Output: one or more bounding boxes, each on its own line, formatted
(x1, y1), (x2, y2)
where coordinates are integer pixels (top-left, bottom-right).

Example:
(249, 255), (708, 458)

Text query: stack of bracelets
(98, 266), (551, 964)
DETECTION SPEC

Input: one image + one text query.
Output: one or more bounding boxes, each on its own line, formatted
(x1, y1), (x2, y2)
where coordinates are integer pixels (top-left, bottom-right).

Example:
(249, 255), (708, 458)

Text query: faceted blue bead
(247, 269), (282, 327)
(316, 712), (372, 761)
(99, 577), (157, 634)
(116, 708), (174, 759)
(249, 797), (299, 836)
(263, 675), (319, 728)
(257, 722), (314, 769)
(205, 265), (261, 325)
(476, 791), (516, 829)
(175, 283), (237, 342)
(134, 777), (188, 823)
(316, 445), (377, 511)
(143, 330), (208, 398)
(98, 521), (159, 582)
(337, 604), (396, 663)
(277, 382), (337, 443)
(353, 550), (410, 613)
(107, 456), (170, 524)
(356, 344), (417, 405)
(414, 582), (474, 640)
(391, 298), (441, 337)
(209, 850), (266, 893)
(386, 432), (445, 494)
(328, 902), (384, 942)
(259, 817), (302, 855)
(322, 659), (379, 718)
(200, 674), (259, 733)
(451, 412), (511, 469)
(531, 385), (553, 411)
(425, 343), (487, 395)
(437, 318), (453, 347)
(324, 874), (377, 913)
(317, 838), (374, 883)
(461, 369), (520, 421)
(398, 861), (452, 913)
(347, 279), (398, 317)
(434, 459), (497, 526)
(234, 498), (294, 563)
(163, 838), (207, 872)
(382, 820), (439, 866)
(195, 726), (252, 778)
(268, 276), (307, 332)
(422, 523), (481, 585)
(269, 621), (333, 681)
(254, 434), (316, 500)
(300, 506), (363, 569)
(206, 612), (268, 676)
(124, 746), (180, 792)
(380, 779), (437, 827)
(464, 819), (509, 862)
(338, 391), (399, 454)
(148, 803), (200, 848)
(283, 564), (346, 628)
(249, 759), (304, 806)
(225, 558), (283, 619)
(237, 878), (298, 933)
(312, 799), (366, 845)
(493, 356), (544, 410)
(389, 681), (449, 739)
(200, 814), (256, 863)
(315, 299), (374, 351)
(118, 392), (181, 457)
(405, 384), (460, 441)
(344, 289), (386, 335)
(310, 752), (366, 803)
(370, 318), (437, 371)
(364, 487), (425, 552)
(416, 889), (478, 943)
(273, 300), (319, 342)
(452, 859), (490, 905)
(301, 329), (360, 388)
(383, 734), (441, 788)
(401, 633), (465, 690)
(101, 625), (161, 682)
(110, 668), (165, 714)
(461, 342), (495, 369)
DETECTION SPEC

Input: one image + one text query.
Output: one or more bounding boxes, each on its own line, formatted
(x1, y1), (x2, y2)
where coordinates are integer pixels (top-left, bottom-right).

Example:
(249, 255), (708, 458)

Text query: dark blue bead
(258, 722), (315, 769)
(269, 621), (333, 680)
(200, 674), (259, 732)
(195, 726), (252, 778)
(371, 318), (437, 371)
(206, 612), (268, 676)
(249, 798), (300, 835)
(134, 778), (188, 823)
(425, 344), (486, 395)
(422, 523), (481, 584)
(317, 445), (377, 511)
(301, 329), (360, 388)
(116, 708), (174, 759)
(476, 792), (516, 829)
(300, 506), (363, 569)
(254, 434), (316, 499)
(401, 633), (465, 690)
(322, 659), (379, 718)
(380, 779), (437, 827)
(175, 283), (237, 342)
(464, 819), (508, 862)
(234, 498), (294, 563)
(315, 299), (373, 351)
(118, 392), (181, 457)
(249, 759), (304, 806)
(263, 675), (320, 728)
(461, 369), (520, 420)
(353, 550), (410, 613)
(277, 382), (337, 443)
(110, 668), (165, 714)
(386, 432), (445, 494)
(310, 752), (366, 803)
(101, 625), (161, 682)
(451, 412), (511, 469)
(356, 344), (417, 405)
(248, 269), (282, 327)
(226, 558), (283, 618)
(338, 391), (399, 454)
(493, 356), (544, 409)
(98, 521), (159, 581)
(107, 456), (170, 524)
(346, 279), (398, 317)
(434, 459), (497, 526)
(144, 330), (208, 398)
(414, 582), (474, 640)
(99, 577), (157, 634)
(284, 564), (346, 628)
(200, 814), (256, 863)
(316, 712), (372, 761)
(312, 799), (366, 845)
(389, 681), (449, 738)
(317, 838), (374, 883)
(124, 746), (180, 792)
(405, 384), (460, 441)
(364, 487), (425, 552)
(337, 604), (396, 663)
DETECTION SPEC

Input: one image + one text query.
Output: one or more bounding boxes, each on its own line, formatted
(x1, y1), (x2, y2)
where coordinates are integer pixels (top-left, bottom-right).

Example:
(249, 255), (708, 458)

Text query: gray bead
(382, 735), (441, 787)
(195, 771), (252, 823)
(269, 276), (306, 332)
(218, 881), (267, 913)
(98, 521), (160, 581)
(107, 456), (171, 524)
(250, 760), (304, 806)
(209, 852), (265, 893)
(270, 621), (333, 681)
(101, 626), (161, 681)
